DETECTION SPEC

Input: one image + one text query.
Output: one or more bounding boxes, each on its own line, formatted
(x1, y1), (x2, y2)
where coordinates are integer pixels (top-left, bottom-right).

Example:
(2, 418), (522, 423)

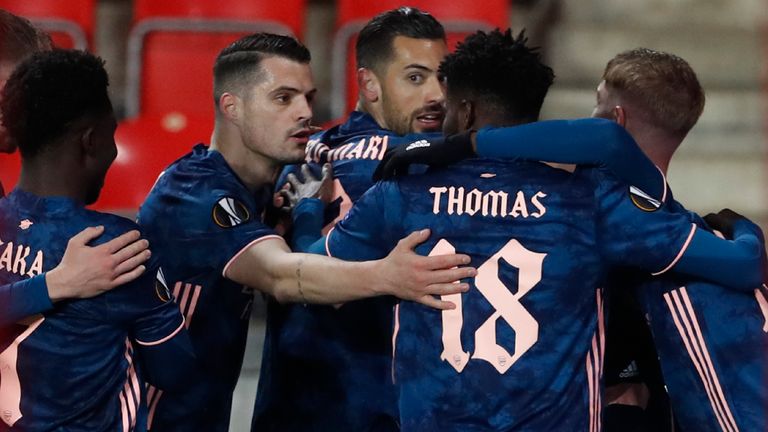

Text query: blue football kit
(325, 149), (762, 432)
(252, 112), (439, 431)
(0, 189), (189, 432)
(138, 144), (280, 432)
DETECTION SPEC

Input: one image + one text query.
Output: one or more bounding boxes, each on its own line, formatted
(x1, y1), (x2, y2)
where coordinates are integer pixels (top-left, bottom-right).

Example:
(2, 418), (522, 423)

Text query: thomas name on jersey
(429, 186), (548, 218)
(305, 135), (389, 163)
(0, 237), (44, 279)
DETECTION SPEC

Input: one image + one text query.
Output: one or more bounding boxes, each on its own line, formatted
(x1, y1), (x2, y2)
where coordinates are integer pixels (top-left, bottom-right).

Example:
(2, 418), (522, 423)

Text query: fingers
(112, 238), (149, 263)
(320, 163), (332, 182)
(101, 230), (141, 253)
(69, 225), (106, 247)
(415, 295), (457, 310)
(421, 267), (476, 285)
(110, 265), (147, 287)
(279, 188), (296, 207)
(113, 248), (152, 275)
(286, 172), (301, 191)
(300, 164), (318, 182)
(396, 229), (431, 251)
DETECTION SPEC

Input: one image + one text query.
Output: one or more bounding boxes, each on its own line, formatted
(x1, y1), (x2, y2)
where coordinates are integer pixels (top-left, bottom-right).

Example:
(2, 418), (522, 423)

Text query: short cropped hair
(0, 10), (52, 64)
(603, 48), (705, 135)
(356, 7), (445, 73)
(439, 29), (554, 122)
(213, 32), (310, 107)
(0, 49), (111, 159)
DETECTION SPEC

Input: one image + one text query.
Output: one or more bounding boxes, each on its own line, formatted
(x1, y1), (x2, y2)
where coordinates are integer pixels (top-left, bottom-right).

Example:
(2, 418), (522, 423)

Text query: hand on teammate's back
(45, 227), (151, 302)
(373, 130), (476, 181)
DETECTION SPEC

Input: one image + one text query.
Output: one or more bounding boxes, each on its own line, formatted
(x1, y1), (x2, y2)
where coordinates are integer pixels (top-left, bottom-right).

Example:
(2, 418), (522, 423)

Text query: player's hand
(372, 131), (476, 181)
(703, 208), (751, 240)
(280, 163), (333, 210)
(374, 229), (475, 310)
(45, 227), (151, 302)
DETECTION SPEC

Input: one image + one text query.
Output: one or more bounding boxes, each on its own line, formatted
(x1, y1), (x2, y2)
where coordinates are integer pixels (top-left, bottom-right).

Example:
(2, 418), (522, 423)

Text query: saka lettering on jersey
(0, 238), (44, 278)
(429, 186), (548, 219)
(305, 135), (389, 163)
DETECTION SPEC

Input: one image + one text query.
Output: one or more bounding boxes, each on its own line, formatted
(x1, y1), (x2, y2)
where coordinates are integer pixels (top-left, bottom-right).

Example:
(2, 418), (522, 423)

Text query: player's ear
(357, 68), (381, 103)
(79, 125), (97, 157)
(218, 92), (241, 123)
(460, 99), (475, 131)
(612, 105), (626, 127)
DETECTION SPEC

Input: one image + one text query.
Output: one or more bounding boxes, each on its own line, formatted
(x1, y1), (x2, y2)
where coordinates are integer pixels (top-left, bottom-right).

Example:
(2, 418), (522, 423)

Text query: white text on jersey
(429, 187), (547, 218)
(0, 238), (44, 278)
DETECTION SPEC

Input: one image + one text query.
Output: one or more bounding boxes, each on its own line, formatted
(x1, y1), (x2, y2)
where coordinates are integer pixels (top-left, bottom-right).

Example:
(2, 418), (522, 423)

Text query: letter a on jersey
(212, 197), (251, 228)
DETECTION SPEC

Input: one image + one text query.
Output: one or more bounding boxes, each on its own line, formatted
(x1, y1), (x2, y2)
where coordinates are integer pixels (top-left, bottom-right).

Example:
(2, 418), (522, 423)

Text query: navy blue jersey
(0, 189), (184, 432)
(631, 197), (768, 432)
(327, 159), (700, 432)
(253, 112), (439, 431)
(138, 144), (278, 431)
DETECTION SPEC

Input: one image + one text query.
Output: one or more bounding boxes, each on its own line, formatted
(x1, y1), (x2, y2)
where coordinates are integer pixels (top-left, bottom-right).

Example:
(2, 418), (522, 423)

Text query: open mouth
(289, 129), (312, 144)
(415, 111), (444, 129)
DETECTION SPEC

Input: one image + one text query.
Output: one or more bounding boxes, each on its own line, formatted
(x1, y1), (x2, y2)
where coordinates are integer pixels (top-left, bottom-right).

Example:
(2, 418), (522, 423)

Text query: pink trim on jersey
(172, 281), (182, 301)
(222, 234), (284, 278)
(178, 285), (192, 316)
(391, 303), (401, 383)
(756, 286), (768, 333)
(119, 392), (130, 432)
(585, 289), (604, 432)
(652, 223), (697, 276)
(663, 288), (739, 432)
(656, 165), (669, 204)
(146, 385), (164, 429)
(185, 285), (202, 328)
(135, 317), (186, 346)
(325, 227), (336, 257)
(120, 339), (139, 432)
(0, 317), (44, 427)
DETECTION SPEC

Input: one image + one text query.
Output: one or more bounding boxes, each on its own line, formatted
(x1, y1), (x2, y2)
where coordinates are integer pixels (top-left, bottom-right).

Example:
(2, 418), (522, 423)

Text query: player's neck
(17, 159), (89, 204)
(629, 126), (677, 176)
(210, 127), (279, 193)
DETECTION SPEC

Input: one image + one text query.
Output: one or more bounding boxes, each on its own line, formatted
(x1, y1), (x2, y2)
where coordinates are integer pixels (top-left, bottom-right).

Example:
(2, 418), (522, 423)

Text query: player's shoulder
(80, 210), (141, 246)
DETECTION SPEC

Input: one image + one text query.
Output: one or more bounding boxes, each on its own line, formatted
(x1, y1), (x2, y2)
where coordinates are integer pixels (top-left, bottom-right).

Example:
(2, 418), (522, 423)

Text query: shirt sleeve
(0, 275), (53, 326)
(326, 181), (403, 261)
(593, 168), (767, 290)
(475, 118), (667, 203)
(593, 168), (697, 273)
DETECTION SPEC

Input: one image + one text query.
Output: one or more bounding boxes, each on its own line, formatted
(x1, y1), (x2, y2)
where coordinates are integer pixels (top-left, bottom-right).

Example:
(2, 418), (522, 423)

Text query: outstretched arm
(224, 230), (475, 310)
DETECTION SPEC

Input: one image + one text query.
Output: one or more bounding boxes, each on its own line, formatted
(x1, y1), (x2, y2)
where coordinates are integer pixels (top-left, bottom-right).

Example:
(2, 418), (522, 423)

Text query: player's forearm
(268, 252), (382, 304)
(0, 276), (53, 326)
(675, 226), (765, 291)
(475, 119), (666, 201)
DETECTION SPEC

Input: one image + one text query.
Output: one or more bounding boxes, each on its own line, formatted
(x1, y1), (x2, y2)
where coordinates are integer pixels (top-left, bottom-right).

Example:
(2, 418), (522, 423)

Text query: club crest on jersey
(628, 185), (662, 212)
(212, 197), (250, 228)
(155, 268), (172, 303)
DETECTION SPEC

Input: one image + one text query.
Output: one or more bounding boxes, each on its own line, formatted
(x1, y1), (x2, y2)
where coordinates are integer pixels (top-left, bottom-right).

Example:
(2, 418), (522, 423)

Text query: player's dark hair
(213, 32), (310, 108)
(0, 10), (52, 64)
(438, 29), (554, 123)
(0, 49), (111, 159)
(356, 7), (445, 73)
(603, 48), (704, 136)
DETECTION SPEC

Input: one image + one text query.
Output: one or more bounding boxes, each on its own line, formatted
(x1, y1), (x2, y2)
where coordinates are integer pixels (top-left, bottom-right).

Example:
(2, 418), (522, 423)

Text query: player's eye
(275, 93), (291, 104)
(408, 73), (424, 84)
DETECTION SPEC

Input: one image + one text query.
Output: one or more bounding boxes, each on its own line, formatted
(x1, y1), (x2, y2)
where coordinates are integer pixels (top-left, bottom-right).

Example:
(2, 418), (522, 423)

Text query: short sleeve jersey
(253, 112), (439, 431)
(327, 159), (697, 432)
(0, 189), (183, 432)
(138, 144), (278, 432)
(634, 196), (768, 432)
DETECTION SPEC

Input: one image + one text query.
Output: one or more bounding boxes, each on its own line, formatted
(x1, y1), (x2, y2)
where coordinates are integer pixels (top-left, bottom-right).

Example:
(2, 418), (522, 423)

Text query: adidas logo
(619, 360), (640, 379)
(405, 140), (431, 151)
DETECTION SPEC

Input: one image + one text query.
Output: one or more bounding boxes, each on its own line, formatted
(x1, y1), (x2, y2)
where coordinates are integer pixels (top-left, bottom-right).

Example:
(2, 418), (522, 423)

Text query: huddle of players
(0, 5), (765, 432)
